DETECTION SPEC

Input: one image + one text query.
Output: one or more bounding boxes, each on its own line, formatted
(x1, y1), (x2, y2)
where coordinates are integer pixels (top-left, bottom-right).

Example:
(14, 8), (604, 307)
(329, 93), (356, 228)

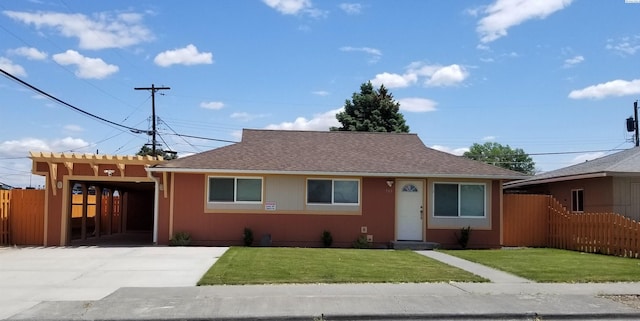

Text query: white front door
(396, 180), (424, 241)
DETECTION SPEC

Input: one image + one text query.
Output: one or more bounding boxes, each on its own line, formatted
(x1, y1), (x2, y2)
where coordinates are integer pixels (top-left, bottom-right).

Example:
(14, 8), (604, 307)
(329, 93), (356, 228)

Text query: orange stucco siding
(165, 174), (396, 247)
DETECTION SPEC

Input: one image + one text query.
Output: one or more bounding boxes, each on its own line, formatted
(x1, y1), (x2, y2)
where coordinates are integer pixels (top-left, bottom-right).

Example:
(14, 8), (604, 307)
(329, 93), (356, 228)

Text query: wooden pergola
(30, 152), (165, 246)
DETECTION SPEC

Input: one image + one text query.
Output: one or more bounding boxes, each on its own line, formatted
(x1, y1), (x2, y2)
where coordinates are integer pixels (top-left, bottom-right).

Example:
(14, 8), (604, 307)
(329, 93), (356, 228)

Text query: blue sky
(1, 0), (639, 188)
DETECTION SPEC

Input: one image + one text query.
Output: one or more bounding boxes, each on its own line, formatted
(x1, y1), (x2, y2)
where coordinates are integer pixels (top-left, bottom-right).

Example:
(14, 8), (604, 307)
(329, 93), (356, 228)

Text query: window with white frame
(571, 189), (584, 212)
(433, 183), (485, 217)
(208, 177), (262, 203)
(307, 179), (359, 205)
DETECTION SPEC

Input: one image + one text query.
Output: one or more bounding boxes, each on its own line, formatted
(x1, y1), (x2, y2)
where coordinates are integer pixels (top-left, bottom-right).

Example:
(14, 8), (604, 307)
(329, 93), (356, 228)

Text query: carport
(30, 152), (165, 246)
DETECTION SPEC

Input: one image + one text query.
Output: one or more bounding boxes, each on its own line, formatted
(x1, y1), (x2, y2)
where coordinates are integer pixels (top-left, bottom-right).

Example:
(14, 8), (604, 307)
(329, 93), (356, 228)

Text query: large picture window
(208, 177), (262, 203)
(307, 179), (359, 205)
(434, 183), (485, 217)
(571, 189), (584, 212)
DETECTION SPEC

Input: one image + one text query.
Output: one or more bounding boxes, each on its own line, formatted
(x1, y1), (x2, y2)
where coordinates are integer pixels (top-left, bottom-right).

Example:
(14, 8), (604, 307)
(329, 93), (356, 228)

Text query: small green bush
(243, 227), (254, 246)
(456, 226), (471, 249)
(169, 232), (191, 246)
(321, 230), (333, 247)
(352, 235), (370, 249)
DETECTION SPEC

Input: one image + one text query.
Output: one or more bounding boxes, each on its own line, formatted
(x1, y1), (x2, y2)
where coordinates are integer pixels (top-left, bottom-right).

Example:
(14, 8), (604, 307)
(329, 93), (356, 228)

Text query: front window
(208, 177), (262, 203)
(434, 183), (485, 217)
(307, 179), (359, 205)
(571, 189), (584, 212)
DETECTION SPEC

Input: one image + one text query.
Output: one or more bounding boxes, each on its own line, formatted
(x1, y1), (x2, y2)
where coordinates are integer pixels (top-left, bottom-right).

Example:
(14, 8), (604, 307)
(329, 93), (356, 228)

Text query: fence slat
(0, 190), (10, 245)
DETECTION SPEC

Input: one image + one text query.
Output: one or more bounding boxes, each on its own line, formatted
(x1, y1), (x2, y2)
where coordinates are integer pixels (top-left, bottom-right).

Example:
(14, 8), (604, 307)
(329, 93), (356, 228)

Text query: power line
(0, 68), (151, 135)
(162, 133), (237, 144)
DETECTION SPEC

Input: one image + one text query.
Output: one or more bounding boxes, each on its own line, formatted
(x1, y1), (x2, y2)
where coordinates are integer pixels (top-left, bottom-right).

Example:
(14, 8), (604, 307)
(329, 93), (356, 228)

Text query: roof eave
(146, 167), (525, 180)
(504, 172), (607, 189)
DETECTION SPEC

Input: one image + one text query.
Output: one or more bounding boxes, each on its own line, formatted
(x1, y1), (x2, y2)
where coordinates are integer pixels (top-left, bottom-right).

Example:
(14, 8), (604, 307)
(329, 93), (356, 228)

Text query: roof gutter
(146, 167), (526, 180)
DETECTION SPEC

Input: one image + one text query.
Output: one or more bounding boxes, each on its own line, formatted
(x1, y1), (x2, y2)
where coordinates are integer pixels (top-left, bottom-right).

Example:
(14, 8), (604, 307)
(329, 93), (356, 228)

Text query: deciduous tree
(463, 142), (535, 175)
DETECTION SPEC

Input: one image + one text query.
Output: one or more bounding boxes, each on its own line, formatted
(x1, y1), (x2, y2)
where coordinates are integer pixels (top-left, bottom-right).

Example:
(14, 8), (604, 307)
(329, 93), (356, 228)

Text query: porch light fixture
(386, 180), (394, 187)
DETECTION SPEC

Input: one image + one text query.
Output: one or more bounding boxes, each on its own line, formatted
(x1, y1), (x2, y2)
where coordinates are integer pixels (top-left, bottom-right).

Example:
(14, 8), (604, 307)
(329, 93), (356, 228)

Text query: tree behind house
(331, 81), (409, 133)
(463, 142), (535, 175)
(136, 145), (178, 160)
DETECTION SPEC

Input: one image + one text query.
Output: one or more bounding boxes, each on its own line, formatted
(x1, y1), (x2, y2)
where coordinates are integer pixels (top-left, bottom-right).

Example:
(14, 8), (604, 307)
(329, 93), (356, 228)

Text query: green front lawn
(198, 247), (487, 285)
(442, 248), (640, 283)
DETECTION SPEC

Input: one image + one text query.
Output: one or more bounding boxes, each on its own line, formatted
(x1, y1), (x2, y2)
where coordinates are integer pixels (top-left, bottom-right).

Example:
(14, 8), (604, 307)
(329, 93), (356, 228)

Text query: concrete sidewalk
(9, 283), (640, 320)
(417, 250), (533, 283)
(6, 249), (640, 320)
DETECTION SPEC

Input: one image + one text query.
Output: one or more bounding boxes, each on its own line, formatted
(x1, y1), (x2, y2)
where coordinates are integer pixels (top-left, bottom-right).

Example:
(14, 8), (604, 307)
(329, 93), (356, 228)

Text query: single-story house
(505, 147), (640, 220)
(147, 129), (525, 248)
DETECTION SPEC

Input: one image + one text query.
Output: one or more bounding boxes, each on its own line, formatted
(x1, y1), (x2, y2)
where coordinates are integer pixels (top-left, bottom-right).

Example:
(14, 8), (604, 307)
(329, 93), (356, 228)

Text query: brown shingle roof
(152, 129), (525, 179)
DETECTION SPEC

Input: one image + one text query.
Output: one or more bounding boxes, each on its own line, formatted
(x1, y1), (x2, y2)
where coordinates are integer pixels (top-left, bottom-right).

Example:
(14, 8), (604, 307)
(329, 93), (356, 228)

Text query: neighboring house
(0, 181), (12, 190)
(148, 129), (524, 248)
(505, 147), (640, 220)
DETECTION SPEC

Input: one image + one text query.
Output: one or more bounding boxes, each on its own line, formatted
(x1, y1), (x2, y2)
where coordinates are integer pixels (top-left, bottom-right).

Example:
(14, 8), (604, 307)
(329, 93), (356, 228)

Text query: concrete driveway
(0, 246), (228, 319)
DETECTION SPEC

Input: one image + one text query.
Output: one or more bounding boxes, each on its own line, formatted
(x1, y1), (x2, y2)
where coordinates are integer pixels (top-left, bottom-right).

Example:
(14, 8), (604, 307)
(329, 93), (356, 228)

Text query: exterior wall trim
(147, 167), (524, 180)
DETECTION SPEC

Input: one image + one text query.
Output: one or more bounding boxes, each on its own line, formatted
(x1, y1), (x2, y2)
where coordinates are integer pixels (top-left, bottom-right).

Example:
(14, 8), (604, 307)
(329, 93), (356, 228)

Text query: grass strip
(442, 248), (640, 282)
(199, 247), (487, 285)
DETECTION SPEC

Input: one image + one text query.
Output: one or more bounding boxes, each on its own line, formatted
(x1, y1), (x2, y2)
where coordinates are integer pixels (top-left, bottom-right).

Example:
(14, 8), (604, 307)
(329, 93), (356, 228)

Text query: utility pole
(635, 101), (639, 147)
(134, 84), (170, 158)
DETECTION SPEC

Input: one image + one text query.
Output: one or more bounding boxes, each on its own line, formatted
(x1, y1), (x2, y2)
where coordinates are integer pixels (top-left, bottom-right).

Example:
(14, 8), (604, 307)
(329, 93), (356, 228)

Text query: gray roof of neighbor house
(505, 147), (640, 188)
(150, 129), (526, 179)
(0, 181), (13, 190)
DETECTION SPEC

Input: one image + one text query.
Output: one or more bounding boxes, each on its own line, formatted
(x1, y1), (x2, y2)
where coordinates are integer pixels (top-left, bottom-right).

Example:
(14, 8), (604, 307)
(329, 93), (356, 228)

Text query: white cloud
(0, 137), (91, 158)
(569, 152), (605, 165)
(230, 112), (267, 122)
(154, 44), (213, 67)
(563, 55), (584, 68)
(430, 145), (469, 156)
(312, 90), (330, 96)
(3, 11), (152, 50)
(397, 98), (437, 112)
(340, 46), (382, 63)
(262, 0), (324, 17)
(425, 64), (469, 87)
(568, 79), (640, 99)
(371, 72), (417, 89)
(372, 63), (469, 89)
(7, 47), (47, 60)
(476, 0), (573, 43)
(63, 124), (83, 132)
(52, 50), (118, 79)
(265, 108), (341, 131)
(482, 136), (496, 141)
(0, 57), (27, 77)
(339, 3), (362, 15)
(606, 36), (640, 56)
(200, 101), (224, 110)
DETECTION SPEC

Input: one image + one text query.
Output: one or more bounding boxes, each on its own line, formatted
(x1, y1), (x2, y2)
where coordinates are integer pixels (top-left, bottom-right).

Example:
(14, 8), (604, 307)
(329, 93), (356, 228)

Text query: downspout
(147, 168), (160, 244)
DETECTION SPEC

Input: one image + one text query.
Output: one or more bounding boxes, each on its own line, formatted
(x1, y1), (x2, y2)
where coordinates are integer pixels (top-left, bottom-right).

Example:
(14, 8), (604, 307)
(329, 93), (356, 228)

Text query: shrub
(352, 235), (370, 249)
(243, 227), (254, 246)
(321, 230), (333, 247)
(456, 226), (471, 249)
(169, 232), (191, 246)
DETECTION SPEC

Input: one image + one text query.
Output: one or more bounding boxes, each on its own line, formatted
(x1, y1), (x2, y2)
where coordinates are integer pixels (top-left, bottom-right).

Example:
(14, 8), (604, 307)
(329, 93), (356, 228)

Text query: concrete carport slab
(0, 246), (228, 320)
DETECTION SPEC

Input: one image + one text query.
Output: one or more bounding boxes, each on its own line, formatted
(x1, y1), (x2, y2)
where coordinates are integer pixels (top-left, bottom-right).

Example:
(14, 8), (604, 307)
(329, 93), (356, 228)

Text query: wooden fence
(0, 189), (45, 246)
(0, 190), (9, 245)
(503, 193), (640, 258)
(503, 194), (550, 247)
